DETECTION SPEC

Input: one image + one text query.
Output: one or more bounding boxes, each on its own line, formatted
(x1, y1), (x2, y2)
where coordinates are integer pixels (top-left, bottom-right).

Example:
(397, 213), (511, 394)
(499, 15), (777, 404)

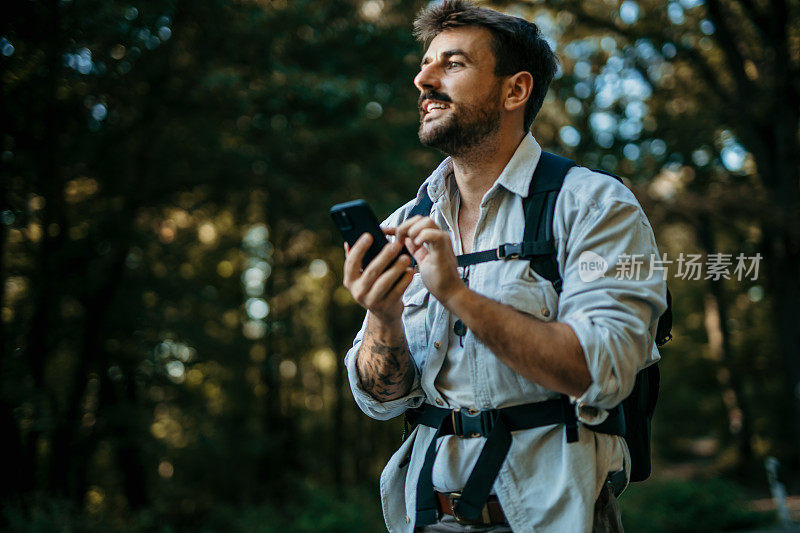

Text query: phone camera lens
(336, 212), (352, 230)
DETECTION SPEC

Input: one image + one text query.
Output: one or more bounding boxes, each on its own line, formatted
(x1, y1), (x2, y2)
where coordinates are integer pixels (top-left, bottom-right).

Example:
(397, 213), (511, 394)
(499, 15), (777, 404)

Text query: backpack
(406, 151), (672, 482)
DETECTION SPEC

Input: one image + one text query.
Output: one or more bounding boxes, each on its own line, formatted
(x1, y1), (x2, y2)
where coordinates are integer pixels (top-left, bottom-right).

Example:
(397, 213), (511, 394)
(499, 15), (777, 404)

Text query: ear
(502, 71), (533, 113)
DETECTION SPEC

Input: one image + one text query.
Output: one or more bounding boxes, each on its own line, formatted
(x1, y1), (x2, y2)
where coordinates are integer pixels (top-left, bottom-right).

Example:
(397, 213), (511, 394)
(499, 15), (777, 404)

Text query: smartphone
(330, 199), (410, 269)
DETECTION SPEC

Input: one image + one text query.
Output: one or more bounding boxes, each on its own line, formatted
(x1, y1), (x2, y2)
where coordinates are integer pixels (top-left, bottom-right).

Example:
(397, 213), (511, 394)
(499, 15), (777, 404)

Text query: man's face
(414, 26), (504, 156)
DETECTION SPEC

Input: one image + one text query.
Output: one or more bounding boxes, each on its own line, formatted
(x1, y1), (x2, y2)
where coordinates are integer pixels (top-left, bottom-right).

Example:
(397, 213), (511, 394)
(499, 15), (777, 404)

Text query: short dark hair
(413, 0), (558, 131)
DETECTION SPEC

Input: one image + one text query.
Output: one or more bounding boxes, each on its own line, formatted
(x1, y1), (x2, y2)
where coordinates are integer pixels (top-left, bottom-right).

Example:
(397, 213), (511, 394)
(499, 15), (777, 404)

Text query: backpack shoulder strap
(525, 160), (674, 346)
(523, 152), (577, 294)
(523, 155), (630, 293)
(408, 191), (434, 220)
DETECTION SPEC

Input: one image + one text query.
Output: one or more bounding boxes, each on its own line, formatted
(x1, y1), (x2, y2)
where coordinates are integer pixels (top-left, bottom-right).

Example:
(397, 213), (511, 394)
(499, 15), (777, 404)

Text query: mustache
(418, 91), (452, 110)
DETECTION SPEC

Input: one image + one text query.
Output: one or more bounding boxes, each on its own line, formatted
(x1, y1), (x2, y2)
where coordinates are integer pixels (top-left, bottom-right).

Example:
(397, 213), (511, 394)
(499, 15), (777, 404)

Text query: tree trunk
(328, 295), (357, 493)
(0, 170), (23, 506)
(701, 294), (754, 463)
(696, 216), (755, 473)
(752, 102), (800, 471)
(114, 372), (148, 511)
(18, 0), (70, 496)
(762, 226), (800, 472)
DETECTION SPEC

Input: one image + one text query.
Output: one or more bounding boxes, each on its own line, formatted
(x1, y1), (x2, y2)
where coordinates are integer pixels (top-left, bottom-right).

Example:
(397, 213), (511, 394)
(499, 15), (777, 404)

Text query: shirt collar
(415, 132), (543, 204)
(494, 132), (542, 199)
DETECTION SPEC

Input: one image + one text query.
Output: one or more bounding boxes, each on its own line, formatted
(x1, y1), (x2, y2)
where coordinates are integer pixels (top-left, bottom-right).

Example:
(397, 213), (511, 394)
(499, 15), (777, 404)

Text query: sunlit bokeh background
(2, 0), (799, 531)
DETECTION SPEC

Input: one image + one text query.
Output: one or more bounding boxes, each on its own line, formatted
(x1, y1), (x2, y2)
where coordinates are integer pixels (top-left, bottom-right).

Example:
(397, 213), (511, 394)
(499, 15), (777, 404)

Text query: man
(342, 1), (666, 531)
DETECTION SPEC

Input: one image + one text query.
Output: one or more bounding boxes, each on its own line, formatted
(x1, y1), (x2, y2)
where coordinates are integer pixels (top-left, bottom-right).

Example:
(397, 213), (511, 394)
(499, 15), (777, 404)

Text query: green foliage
(203, 485), (385, 533)
(2, 485), (385, 533)
(1, 0), (429, 517)
(620, 479), (775, 532)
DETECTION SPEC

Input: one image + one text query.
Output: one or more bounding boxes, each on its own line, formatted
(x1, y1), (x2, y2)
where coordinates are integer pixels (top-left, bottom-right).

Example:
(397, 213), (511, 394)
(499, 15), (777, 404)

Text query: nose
(414, 62), (439, 93)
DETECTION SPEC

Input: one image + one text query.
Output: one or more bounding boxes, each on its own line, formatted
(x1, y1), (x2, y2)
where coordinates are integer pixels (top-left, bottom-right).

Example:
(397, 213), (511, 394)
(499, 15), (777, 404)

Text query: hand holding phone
(330, 199), (411, 269)
(333, 200), (415, 323)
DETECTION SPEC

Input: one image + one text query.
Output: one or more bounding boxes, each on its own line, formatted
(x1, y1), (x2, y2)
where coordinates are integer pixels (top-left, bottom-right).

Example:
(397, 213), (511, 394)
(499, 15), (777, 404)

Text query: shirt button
(405, 515), (411, 524)
(435, 398), (444, 406)
(541, 308), (550, 317)
(434, 341), (441, 349)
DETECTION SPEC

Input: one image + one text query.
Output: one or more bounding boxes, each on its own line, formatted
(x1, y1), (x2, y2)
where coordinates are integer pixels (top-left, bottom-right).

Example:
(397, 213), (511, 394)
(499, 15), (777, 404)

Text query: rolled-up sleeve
(556, 180), (667, 410)
(342, 198), (428, 421)
(344, 313), (426, 420)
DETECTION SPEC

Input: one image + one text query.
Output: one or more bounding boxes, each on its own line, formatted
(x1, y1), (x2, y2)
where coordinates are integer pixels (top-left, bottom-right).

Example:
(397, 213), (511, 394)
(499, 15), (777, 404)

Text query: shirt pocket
(498, 276), (560, 393)
(401, 274), (430, 368)
(498, 276), (559, 322)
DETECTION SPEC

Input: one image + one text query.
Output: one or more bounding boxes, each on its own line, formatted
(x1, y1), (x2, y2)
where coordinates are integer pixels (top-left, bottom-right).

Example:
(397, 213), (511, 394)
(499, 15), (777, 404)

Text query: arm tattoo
(356, 338), (415, 402)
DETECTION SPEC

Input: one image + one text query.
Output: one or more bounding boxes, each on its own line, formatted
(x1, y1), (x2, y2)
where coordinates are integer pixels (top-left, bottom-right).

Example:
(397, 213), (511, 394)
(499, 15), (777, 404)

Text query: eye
(446, 61), (463, 69)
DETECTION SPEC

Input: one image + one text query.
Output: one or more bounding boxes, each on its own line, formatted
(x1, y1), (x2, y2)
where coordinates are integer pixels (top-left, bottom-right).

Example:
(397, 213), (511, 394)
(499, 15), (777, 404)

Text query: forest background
(2, 0), (799, 531)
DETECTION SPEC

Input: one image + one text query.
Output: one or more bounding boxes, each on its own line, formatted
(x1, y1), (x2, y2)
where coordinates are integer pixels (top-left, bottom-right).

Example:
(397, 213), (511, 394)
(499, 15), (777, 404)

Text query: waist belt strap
(409, 400), (624, 526)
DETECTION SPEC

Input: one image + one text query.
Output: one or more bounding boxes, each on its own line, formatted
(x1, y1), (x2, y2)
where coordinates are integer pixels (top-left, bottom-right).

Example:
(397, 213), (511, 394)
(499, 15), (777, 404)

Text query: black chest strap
(406, 152), (575, 289)
(410, 401), (624, 526)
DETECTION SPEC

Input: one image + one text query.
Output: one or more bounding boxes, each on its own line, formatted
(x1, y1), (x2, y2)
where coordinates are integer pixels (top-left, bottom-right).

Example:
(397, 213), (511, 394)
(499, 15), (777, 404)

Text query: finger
(360, 240), (404, 287)
(405, 216), (440, 242)
(404, 236), (426, 262)
(395, 215), (425, 245)
(387, 268), (415, 302)
(350, 232), (372, 255)
(344, 242), (350, 255)
(343, 233), (372, 284)
(360, 254), (410, 308)
(396, 215), (424, 232)
(404, 238), (428, 265)
(382, 227), (400, 246)
(364, 254), (413, 306)
(414, 228), (451, 250)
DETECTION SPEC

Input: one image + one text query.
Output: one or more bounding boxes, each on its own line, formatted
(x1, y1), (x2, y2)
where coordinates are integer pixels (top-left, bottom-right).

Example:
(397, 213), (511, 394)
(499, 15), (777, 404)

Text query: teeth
(426, 102), (448, 113)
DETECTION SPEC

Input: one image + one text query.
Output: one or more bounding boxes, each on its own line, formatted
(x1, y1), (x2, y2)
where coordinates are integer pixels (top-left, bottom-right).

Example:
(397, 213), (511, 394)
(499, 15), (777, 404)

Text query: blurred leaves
(620, 478), (775, 532)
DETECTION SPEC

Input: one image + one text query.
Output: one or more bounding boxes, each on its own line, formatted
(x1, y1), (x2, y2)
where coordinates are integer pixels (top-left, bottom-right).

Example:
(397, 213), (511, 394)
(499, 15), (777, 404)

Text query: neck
(450, 127), (527, 213)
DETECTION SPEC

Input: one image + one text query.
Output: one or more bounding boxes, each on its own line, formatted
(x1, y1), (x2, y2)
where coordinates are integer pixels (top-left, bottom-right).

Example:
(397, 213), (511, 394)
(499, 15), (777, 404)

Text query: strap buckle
(656, 333), (673, 347)
(451, 408), (497, 438)
(448, 492), (491, 525)
(497, 243), (522, 260)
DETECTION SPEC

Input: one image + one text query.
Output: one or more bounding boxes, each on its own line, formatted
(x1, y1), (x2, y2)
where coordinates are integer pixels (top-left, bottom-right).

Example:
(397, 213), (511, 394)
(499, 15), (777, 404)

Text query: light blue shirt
(344, 133), (667, 532)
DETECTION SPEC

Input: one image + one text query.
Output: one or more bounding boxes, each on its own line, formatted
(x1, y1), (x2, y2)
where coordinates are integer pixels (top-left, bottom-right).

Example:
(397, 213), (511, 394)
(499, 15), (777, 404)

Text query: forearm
(355, 313), (416, 402)
(445, 287), (591, 397)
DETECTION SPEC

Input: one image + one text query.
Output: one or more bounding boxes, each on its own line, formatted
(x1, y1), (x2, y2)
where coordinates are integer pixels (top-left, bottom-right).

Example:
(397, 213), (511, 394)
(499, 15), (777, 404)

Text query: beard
(417, 87), (502, 156)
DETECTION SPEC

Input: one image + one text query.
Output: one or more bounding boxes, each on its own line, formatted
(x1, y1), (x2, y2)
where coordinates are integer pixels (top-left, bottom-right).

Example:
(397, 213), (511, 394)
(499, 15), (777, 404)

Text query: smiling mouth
(421, 100), (451, 118)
